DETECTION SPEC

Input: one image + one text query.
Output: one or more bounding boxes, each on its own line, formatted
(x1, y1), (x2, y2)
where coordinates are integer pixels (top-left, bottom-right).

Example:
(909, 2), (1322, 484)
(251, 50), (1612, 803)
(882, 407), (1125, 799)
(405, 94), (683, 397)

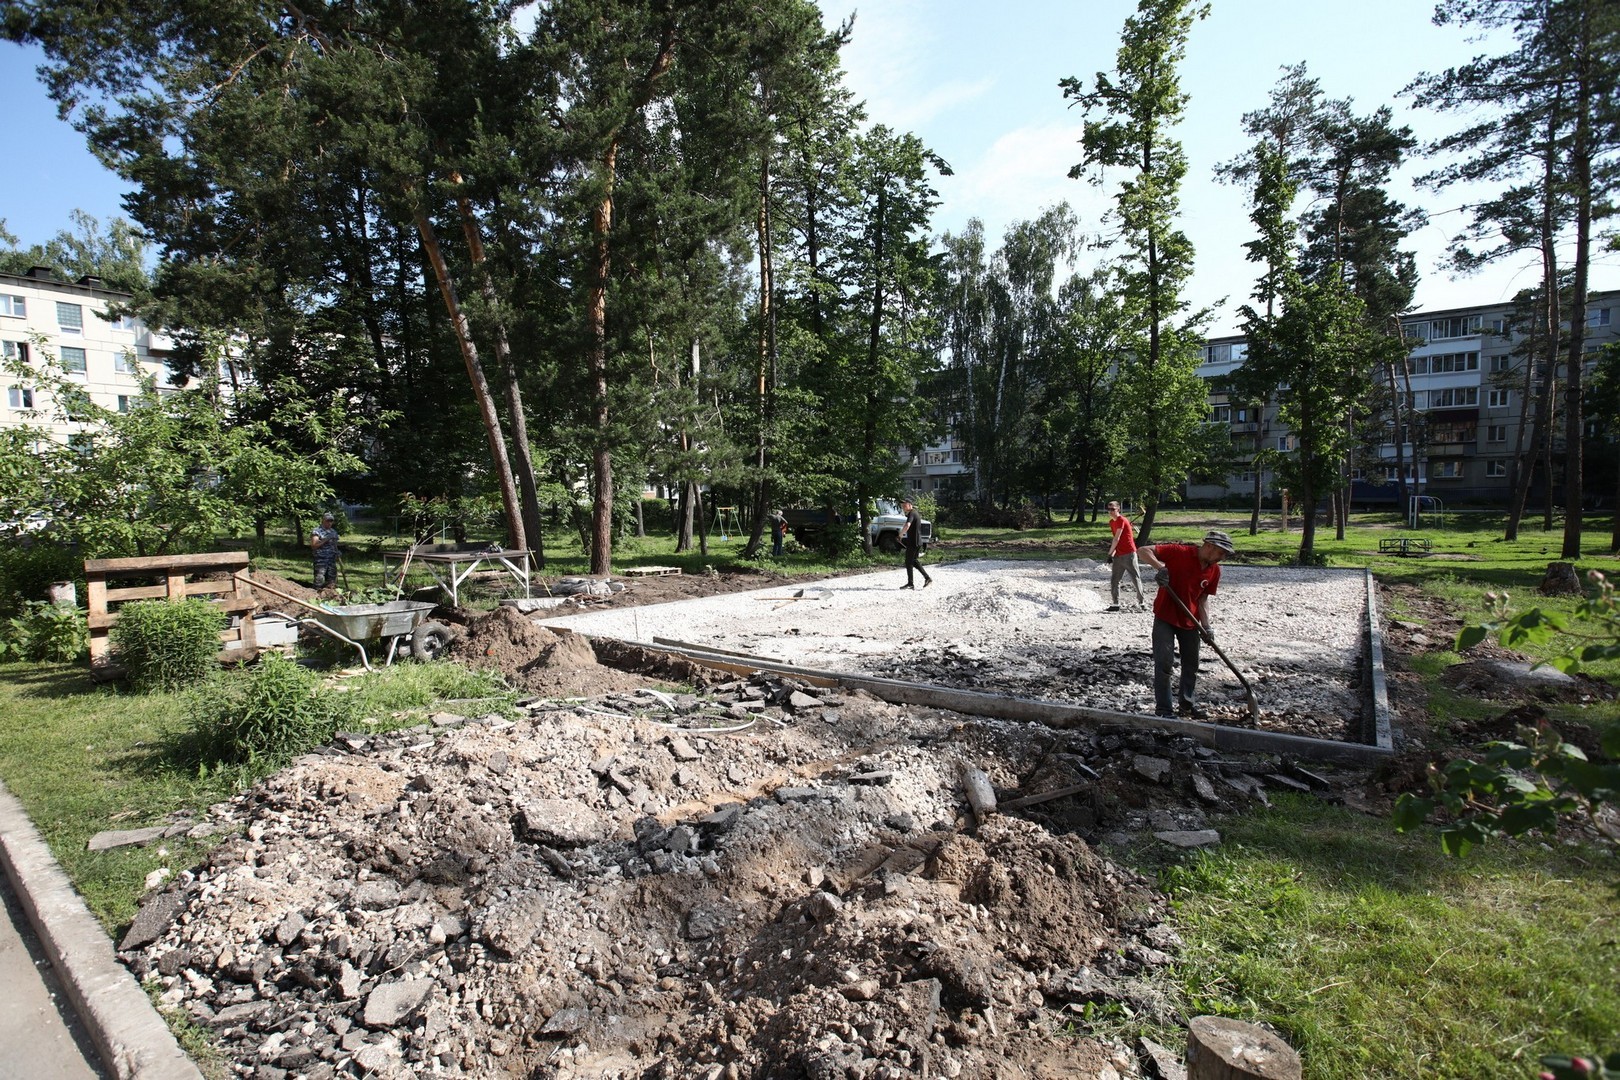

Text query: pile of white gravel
(545, 558), (1370, 739)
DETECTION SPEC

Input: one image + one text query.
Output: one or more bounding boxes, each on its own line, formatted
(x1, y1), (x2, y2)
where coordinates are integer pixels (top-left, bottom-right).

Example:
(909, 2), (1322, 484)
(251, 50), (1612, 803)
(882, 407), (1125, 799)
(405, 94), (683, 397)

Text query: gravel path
(546, 558), (1370, 740)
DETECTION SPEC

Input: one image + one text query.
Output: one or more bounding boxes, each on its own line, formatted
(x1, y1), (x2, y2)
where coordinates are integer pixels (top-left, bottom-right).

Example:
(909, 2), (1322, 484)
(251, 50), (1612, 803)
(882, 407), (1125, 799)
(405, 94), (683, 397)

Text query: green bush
(0, 544), (82, 617)
(2, 601), (89, 662)
(112, 599), (224, 692)
(184, 654), (353, 768)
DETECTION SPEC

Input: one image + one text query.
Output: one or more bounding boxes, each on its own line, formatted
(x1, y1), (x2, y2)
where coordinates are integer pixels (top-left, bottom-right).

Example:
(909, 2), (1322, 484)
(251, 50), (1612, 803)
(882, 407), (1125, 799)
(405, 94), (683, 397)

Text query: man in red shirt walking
(1105, 500), (1145, 611)
(1138, 529), (1235, 719)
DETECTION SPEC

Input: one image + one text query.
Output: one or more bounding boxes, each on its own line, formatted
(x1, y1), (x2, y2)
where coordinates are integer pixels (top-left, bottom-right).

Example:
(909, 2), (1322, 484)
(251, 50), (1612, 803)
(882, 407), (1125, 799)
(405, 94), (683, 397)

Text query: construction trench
(119, 558), (1398, 1080)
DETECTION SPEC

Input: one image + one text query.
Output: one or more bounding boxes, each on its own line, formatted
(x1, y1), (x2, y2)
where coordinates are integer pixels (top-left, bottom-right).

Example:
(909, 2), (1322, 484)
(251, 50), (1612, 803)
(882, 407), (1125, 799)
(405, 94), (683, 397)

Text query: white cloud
(937, 123), (1108, 243)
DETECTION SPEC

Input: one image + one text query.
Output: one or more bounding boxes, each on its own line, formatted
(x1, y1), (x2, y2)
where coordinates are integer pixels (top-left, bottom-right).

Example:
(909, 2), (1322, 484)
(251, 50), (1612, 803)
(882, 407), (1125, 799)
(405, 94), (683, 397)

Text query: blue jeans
(1152, 618), (1202, 715)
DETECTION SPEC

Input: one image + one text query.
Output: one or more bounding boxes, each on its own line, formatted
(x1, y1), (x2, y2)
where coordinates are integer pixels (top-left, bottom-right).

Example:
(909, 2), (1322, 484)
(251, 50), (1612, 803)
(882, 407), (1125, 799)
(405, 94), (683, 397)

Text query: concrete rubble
(115, 669), (1361, 1080)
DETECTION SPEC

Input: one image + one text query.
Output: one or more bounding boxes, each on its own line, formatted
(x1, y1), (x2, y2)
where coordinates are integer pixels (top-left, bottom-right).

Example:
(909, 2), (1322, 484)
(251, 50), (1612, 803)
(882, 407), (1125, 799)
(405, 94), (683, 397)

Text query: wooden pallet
(622, 566), (683, 577)
(84, 551), (258, 671)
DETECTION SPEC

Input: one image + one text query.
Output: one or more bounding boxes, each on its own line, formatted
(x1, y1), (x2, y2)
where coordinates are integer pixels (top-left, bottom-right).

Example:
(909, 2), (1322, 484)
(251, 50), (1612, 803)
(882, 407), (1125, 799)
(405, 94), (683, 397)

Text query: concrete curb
(0, 780), (203, 1080)
(645, 637), (1394, 766)
(1365, 570), (1396, 751)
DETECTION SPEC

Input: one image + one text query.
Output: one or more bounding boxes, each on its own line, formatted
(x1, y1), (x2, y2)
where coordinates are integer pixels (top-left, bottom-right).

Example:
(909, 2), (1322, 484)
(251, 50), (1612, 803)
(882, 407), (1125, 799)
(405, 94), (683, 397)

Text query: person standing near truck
(1104, 500), (1144, 611)
(770, 509), (787, 557)
(1137, 529), (1233, 718)
(898, 497), (932, 589)
(311, 512), (341, 591)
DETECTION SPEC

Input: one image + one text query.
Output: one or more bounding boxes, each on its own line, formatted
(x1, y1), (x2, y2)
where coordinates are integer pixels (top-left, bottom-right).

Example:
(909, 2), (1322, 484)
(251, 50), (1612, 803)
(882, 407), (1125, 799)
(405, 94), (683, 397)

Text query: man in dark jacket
(898, 498), (932, 590)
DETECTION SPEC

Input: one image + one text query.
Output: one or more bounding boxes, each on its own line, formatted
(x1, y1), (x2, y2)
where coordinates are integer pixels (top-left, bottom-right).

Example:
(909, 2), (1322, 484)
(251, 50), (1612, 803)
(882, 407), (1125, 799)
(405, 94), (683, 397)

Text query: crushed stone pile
(545, 559), (1370, 744)
(118, 670), (1358, 1080)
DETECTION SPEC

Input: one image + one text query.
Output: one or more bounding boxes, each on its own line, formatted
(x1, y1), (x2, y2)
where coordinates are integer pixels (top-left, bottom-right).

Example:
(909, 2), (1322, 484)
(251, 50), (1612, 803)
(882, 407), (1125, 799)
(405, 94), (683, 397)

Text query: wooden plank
(104, 584), (171, 603)
(82, 551), (249, 574)
(183, 579), (239, 597)
(89, 596), (255, 629)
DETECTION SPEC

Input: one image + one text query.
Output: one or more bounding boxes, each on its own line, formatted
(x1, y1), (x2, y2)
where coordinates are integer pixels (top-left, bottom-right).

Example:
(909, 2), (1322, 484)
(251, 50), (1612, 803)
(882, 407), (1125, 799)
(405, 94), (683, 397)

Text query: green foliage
(182, 654), (353, 769)
(111, 599), (224, 692)
(1395, 575), (1620, 855)
(2, 344), (370, 559)
(2, 601), (88, 662)
(0, 543), (82, 617)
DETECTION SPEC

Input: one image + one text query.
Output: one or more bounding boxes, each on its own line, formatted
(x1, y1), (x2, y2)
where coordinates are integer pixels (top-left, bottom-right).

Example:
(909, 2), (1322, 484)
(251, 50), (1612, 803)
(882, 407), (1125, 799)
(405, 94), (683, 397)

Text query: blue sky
(3, 2), (1615, 335)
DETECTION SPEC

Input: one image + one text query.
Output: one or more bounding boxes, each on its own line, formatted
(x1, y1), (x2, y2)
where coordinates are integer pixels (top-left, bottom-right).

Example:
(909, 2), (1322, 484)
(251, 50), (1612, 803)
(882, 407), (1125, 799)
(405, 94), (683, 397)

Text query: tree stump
(1186, 1016), (1301, 1080)
(1539, 561), (1583, 596)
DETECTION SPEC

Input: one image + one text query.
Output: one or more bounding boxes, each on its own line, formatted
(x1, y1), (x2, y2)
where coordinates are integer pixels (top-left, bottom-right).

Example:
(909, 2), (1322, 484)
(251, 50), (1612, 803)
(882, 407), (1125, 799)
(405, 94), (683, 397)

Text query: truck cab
(870, 500), (930, 554)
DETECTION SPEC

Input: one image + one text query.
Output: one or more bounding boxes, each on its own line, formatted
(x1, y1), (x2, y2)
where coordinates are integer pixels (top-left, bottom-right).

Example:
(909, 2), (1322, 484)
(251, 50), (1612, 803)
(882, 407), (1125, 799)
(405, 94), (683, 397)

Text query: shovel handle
(236, 571), (329, 615)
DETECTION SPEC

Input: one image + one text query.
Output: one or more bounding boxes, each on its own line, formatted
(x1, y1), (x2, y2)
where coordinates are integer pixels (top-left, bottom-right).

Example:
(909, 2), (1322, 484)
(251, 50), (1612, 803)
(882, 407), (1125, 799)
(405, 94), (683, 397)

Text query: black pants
(905, 546), (930, 586)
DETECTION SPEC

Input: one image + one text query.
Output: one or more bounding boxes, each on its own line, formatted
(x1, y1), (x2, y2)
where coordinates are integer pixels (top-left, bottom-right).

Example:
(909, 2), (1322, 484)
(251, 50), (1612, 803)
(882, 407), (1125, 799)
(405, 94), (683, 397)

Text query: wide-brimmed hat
(1202, 529), (1235, 554)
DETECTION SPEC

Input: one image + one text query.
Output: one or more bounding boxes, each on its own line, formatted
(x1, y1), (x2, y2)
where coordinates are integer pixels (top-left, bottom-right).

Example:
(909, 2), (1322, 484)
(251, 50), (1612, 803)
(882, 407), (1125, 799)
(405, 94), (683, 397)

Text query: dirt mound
(116, 687), (1225, 1080)
(243, 570), (324, 611)
(450, 606), (647, 696)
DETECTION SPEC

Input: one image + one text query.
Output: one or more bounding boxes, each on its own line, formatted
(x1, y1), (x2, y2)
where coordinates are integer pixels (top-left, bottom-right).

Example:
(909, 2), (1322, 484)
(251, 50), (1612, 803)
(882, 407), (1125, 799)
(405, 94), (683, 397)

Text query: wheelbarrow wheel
(411, 620), (453, 662)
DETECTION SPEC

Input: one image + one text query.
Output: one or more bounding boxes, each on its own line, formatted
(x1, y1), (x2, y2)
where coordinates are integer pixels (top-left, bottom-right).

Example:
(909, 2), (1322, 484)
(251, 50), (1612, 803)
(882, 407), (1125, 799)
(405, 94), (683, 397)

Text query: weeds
(112, 599), (224, 692)
(180, 654), (353, 770)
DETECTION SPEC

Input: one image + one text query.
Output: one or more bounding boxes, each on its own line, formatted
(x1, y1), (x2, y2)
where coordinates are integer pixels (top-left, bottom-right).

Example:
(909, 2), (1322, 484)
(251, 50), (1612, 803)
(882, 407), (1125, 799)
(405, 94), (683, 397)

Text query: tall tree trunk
(859, 183), (887, 555)
(745, 155), (774, 558)
(410, 202), (526, 553)
(586, 142), (618, 576)
(456, 191), (544, 566)
(455, 190), (545, 566)
(1560, 0), (1595, 560)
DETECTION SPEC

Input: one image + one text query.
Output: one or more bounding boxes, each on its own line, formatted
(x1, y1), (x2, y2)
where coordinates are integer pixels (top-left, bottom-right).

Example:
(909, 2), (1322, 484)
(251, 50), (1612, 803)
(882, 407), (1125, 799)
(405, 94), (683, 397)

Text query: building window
(67, 433), (93, 455)
(7, 386), (33, 409)
(1427, 386), (1480, 409)
(1430, 460), (1465, 479)
(1588, 307), (1612, 328)
(0, 295), (24, 318)
(1276, 435), (1293, 452)
(1210, 403), (1232, 423)
(1487, 425), (1508, 442)
(116, 394), (132, 413)
(1487, 389), (1510, 408)
(60, 346), (87, 373)
(114, 352), (138, 374)
(1489, 355), (1512, 372)
(1, 340), (28, 364)
(57, 302), (84, 335)
(1486, 461), (1508, 477)
(1203, 343), (1232, 365)
(1489, 317), (1508, 335)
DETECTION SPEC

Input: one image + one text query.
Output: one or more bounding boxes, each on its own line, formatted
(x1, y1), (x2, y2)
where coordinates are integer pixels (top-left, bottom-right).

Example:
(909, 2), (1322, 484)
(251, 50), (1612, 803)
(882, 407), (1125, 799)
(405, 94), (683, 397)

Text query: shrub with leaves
(184, 654), (353, 769)
(0, 543), (81, 617)
(1395, 577), (1620, 855)
(111, 598), (224, 691)
(3, 601), (89, 662)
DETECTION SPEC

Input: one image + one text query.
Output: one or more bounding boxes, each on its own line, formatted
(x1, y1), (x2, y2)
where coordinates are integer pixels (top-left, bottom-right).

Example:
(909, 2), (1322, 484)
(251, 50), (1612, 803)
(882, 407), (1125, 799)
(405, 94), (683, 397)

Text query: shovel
(1159, 583), (1261, 721)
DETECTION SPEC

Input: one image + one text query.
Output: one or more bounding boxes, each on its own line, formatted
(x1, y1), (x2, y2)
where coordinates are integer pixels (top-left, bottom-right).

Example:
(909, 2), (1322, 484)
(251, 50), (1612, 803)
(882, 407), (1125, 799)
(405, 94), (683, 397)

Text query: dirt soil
(115, 556), (1613, 1079)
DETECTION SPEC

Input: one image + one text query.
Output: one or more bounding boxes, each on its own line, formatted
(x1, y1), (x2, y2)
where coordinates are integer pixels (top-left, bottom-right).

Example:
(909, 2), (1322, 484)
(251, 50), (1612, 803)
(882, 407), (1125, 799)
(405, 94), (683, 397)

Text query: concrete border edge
(0, 779), (203, 1080)
(645, 637), (1393, 767)
(1365, 569), (1396, 751)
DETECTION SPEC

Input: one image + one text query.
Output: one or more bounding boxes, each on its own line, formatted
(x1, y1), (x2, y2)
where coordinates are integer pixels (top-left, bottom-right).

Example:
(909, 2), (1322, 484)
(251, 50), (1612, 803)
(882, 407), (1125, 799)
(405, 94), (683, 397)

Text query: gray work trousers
(1110, 552), (1143, 606)
(1152, 618), (1202, 715)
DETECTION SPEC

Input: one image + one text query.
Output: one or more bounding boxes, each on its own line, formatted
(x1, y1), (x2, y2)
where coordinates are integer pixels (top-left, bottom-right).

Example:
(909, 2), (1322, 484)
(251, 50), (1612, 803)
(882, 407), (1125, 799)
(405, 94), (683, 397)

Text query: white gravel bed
(545, 558), (1370, 736)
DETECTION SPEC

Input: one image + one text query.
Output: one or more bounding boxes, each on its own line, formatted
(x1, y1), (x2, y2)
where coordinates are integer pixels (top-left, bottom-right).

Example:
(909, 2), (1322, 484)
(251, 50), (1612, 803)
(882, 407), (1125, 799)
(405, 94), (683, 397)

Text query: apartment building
(0, 266), (184, 441)
(1188, 289), (1620, 508)
(902, 290), (1620, 509)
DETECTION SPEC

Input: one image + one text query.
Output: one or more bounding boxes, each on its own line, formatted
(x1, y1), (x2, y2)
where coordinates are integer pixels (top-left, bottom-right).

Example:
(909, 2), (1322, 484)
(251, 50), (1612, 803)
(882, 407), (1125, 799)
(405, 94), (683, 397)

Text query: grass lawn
(1, 507), (1617, 1077)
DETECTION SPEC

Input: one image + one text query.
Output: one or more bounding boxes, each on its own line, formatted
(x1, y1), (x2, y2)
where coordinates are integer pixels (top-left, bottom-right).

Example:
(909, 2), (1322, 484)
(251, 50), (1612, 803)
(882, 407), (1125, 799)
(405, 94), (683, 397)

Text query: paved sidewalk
(0, 781), (202, 1080)
(0, 870), (103, 1080)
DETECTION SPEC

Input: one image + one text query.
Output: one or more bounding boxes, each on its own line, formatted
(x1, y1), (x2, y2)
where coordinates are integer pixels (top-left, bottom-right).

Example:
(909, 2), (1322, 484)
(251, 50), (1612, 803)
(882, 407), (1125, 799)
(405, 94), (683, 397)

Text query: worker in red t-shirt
(1104, 500), (1144, 611)
(1137, 529), (1235, 719)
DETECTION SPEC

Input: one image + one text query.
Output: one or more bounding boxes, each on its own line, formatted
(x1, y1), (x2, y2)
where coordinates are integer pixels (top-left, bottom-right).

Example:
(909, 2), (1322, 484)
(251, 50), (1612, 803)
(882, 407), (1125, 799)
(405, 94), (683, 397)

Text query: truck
(781, 500), (931, 553)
